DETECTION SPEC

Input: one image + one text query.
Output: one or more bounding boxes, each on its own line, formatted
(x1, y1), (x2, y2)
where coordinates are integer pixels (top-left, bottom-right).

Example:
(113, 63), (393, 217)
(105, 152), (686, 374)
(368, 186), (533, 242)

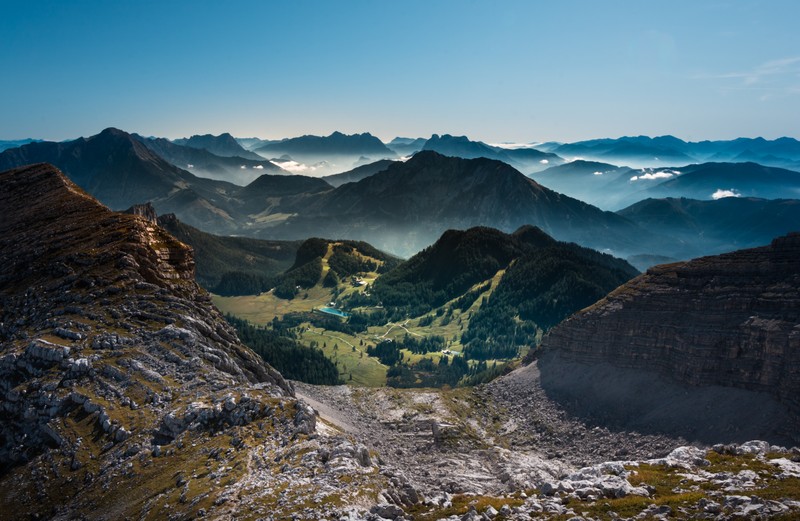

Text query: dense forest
(226, 315), (342, 385)
(369, 227), (523, 317)
(157, 214), (299, 294)
(459, 242), (638, 359)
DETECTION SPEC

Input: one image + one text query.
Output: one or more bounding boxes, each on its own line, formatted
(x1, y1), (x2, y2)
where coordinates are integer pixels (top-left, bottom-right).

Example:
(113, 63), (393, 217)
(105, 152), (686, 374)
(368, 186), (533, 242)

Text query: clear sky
(1, 0), (799, 143)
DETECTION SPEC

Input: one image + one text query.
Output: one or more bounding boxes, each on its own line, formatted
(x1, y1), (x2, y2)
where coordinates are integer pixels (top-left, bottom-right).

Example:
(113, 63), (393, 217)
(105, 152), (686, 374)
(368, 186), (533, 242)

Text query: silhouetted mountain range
(422, 134), (563, 172)
(265, 150), (646, 258)
(617, 197), (800, 258)
(0, 139), (41, 152)
(530, 160), (635, 209)
(134, 134), (287, 184)
(254, 131), (395, 164)
(174, 132), (264, 160)
(249, 132), (397, 176)
(537, 135), (800, 170)
(533, 159), (800, 211)
(4, 127), (796, 266)
(386, 137), (427, 156)
(625, 161), (800, 205)
(0, 128), (329, 235)
(0, 128), (236, 216)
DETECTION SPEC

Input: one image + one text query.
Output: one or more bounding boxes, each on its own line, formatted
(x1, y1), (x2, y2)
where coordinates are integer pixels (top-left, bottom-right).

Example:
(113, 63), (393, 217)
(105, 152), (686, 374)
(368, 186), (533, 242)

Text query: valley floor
(294, 364), (685, 500)
(291, 359), (800, 520)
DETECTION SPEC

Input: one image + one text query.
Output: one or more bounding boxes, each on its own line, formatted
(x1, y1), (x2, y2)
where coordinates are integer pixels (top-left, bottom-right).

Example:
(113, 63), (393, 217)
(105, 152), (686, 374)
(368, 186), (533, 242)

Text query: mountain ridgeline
(278, 150), (648, 258)
(134, 134), (287, 185)
(421, 133), (563, 172)
(537, 134), (800, 170)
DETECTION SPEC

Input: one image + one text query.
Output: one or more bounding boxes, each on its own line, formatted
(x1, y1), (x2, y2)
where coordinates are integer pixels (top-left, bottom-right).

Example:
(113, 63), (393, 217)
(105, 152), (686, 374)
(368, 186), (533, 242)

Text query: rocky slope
(535, 233), (800, 442)
(0, 164), (391, 519)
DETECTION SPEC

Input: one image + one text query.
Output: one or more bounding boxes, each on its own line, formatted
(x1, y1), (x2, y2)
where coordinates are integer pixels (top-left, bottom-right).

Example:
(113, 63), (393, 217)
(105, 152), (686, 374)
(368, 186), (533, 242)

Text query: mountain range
(252, 131), (397, 175)
(134, 133), (288, 185)
(1, 127), (797, 267)
(265, 150), (648, 258)
(625, 161), (800, 205)
(0, 128), (331, 235)
(421, 134), (563, 173)
(386, 136), (427, 156)
(533, 159), (800, 211)
(537, 135), (800, 170)
(0, 128), (238, 216)
(0, 139), (40, 152)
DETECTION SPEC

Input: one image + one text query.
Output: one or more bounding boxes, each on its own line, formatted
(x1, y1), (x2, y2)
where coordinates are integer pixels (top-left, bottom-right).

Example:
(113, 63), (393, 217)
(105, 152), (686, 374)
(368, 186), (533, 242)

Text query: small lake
(318, 307), (350, 318)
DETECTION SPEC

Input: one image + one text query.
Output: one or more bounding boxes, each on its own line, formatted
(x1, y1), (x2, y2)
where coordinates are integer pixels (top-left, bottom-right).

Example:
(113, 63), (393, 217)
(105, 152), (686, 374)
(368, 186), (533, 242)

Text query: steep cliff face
(538, 234), (800, 425)
(0, 164), (385, 519)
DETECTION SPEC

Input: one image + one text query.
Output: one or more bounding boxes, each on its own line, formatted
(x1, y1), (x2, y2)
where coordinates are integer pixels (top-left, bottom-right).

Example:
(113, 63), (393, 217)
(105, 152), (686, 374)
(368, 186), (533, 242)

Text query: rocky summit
(0, 164), (389, 519)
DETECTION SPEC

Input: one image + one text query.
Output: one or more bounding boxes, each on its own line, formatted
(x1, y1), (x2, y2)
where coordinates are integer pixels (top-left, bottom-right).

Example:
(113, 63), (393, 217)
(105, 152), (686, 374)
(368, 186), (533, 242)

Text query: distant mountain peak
(174, 132), (262, 160)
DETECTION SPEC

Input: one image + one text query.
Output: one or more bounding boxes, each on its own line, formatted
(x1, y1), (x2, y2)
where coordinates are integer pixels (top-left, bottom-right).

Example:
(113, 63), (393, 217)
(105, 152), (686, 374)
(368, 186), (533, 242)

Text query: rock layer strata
(538, 234), (800, 438)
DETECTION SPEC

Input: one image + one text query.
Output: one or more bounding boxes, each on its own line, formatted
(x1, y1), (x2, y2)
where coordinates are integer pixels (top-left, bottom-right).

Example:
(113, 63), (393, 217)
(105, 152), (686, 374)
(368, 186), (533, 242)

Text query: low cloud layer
(712, 188), (741, 200)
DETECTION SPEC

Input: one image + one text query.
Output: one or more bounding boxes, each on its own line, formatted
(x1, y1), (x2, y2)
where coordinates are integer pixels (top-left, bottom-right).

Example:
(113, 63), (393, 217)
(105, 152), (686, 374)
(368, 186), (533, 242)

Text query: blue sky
(1, 0), (799, 142)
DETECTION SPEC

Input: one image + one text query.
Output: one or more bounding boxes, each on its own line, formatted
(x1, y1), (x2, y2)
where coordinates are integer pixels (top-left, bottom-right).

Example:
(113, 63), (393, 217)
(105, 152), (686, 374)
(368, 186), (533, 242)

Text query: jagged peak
(123, 202), (158, 224)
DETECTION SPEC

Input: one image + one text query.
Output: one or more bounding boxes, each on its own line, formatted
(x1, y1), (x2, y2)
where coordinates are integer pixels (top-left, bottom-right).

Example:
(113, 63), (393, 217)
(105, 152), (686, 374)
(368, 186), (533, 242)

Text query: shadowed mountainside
(532, 233), (800, 443)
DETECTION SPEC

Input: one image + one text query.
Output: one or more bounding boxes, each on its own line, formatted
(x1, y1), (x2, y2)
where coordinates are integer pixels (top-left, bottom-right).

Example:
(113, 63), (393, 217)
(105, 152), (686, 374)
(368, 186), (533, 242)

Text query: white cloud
(630, 171), (676, 182)
(539, 159), (549, 164)
(270, 160), (316, 173)
(253, 165), (264, 169)
(593, 171), (603, 176)
(712, 188), (741, 200)
(489, 142), (540, 150)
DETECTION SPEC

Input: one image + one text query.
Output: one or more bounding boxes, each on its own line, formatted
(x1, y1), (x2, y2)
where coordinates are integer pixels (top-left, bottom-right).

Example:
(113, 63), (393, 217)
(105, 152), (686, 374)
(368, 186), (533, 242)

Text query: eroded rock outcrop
(537, 234), (800, 439)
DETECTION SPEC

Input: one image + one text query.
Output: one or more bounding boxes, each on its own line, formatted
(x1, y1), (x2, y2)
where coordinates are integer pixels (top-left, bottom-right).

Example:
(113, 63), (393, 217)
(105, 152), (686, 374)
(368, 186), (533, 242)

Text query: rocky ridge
(0, 164), (394, 519)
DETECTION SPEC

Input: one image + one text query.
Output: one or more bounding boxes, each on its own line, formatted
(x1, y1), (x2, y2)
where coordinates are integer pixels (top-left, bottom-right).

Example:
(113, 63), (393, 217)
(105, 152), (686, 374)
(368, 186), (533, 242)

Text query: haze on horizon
(1, 0), (799, 143)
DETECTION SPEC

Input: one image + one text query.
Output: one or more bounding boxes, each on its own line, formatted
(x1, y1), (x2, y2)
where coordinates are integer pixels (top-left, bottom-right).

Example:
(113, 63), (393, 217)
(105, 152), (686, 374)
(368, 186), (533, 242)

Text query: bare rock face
(538, 234), (800, 437)
(123, 202), (159, 224)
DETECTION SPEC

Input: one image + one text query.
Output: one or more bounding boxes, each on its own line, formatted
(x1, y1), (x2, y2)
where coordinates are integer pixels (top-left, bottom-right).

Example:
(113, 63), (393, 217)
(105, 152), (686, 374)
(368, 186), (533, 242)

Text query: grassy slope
(213, 253), (511, 387)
